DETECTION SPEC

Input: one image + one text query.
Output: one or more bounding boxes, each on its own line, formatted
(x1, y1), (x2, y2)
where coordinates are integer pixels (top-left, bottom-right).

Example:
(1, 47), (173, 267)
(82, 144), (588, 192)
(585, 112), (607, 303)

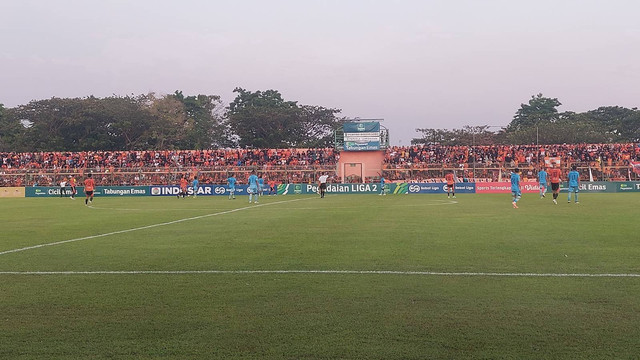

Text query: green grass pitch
(2, 193), (640, 359)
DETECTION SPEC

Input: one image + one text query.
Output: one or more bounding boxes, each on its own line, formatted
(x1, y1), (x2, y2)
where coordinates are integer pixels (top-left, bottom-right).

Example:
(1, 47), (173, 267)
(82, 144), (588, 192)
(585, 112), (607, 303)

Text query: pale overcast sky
(1, 0), (639, 145)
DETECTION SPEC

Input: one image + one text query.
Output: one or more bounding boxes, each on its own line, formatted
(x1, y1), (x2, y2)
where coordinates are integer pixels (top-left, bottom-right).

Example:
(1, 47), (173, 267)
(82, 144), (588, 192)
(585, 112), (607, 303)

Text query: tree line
(0, 88), (342, 152)
(413, 94), (640, 146)
(1, 91), (638, 152)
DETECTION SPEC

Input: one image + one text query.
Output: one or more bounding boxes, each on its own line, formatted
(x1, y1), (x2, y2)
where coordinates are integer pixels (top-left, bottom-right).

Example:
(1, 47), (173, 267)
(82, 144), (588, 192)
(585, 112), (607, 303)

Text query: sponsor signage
(25, 186), (150, 197)
(617, 182), (640, 192)
(98, 187), (149, 197)
(150, 185), (247, 196)
(474, 182), (540, 194)
(17, 181), (638, 198)
(343, 122), (380, 133)
(344, 140), (381, 151)
(343, 122), (381, 151)
(571, 181), (614, 193)
(406, 183), (476, 194)
(278, 183), (385, 195)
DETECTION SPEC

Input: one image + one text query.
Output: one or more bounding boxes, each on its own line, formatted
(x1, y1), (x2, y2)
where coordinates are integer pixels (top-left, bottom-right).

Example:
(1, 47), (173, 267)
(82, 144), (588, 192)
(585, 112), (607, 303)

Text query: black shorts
(551, 182), (560, 191)
(320, 183), (327, 190)
(85, 190), (94, 196)
(447, 184), (454, 190)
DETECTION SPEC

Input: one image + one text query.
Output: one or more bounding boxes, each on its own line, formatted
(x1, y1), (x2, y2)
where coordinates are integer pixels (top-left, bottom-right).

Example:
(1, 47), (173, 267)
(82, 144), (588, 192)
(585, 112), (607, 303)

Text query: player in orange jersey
(548, 164), (562, 204)
(84, 173), (96, 205)
(178, 175), (188, 199)
(445, 171), (456, 198)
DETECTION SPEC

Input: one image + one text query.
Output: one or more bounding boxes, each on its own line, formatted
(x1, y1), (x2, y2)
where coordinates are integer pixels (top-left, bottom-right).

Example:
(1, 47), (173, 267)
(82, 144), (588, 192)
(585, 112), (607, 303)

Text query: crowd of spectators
(385, 143), (638, 168)
(0, 148), (338, 187)
(1, 144), (638, 187)
(0, 148), (338, 171)
(384, 143), (640, 182)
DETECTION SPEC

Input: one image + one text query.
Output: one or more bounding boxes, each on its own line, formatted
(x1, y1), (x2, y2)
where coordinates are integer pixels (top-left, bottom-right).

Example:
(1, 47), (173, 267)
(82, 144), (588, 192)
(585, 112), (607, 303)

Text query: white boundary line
(0, 197), (312, 257)
(0, 270), (639, 277)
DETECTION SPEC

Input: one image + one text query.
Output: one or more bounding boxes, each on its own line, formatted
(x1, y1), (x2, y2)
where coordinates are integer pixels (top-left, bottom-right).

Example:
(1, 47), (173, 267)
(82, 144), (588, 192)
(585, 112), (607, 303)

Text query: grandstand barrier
(17, 181), (640, 198)
(0, 187), (24, 198)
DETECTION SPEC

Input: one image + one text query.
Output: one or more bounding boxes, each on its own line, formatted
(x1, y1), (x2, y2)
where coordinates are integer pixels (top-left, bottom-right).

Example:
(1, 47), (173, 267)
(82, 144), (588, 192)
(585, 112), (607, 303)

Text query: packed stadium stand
(1, 144), (638, 187)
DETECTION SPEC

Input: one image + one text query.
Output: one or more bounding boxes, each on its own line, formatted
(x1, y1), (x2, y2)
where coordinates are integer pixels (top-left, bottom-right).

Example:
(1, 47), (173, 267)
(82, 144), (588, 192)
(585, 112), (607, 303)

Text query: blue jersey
(192, 179), (199, 190)
(510, 172), (521, 192)
(568, 170), (580, 187)
(258, 178), (264, 189)
(227, 177), (236, 189)
(538, 170), (548, 184)
(380, 177), (385, 185)
(248, 174), (258, 188)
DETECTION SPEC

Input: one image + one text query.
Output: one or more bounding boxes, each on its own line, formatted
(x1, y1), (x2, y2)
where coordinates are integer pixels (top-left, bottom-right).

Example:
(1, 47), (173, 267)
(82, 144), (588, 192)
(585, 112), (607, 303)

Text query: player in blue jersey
(537, 167), (548, 199)
(379, 175), (386, 196)
(191, 176), (199, 198)
(567, 165), (580, 204)
(511, 168), (521, 209)
(258, 175), (265, 197)
(227, 174), (237, 200)
(248, 170), (259, 204)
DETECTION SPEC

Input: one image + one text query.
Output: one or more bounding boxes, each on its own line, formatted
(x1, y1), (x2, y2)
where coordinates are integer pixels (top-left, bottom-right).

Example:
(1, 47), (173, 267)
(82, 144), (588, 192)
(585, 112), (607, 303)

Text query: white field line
(0, 270), (639, 277)
(0, 197), (311, 257)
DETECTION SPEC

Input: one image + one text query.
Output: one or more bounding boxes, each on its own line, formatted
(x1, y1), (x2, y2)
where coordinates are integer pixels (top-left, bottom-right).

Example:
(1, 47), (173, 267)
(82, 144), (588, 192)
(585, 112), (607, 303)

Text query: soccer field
(2, 193), (639, 359)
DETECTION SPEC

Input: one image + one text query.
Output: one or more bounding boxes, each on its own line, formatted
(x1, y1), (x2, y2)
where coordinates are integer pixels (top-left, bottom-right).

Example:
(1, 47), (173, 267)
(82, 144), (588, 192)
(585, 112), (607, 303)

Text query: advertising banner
(278, 183), (385, 195)
(97, 186), (150, 197)
(344, 140), (381, 151)
(405, 183), (476, 194)
(17, 181), (639, 198)
(150, 184), (247, 196)
(475, 182), (539, 194)
(617, 182), (640, 192)
(569, 182), (615, 193)
(343, 122), (380, 133)
(343, 122), (381, 151)
(25, 186), (150, 197)
(25, 186), (76, 197)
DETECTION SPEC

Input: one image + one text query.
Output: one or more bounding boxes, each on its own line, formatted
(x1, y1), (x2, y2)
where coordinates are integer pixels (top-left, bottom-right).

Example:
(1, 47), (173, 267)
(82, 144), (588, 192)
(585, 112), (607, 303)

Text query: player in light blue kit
(248, 170), (259, 204)
(537, 167), (548, 199)
(379, 176), (386, 196)
(511, 168), (521, 209)
(191, 176), (199, 198)
(567, 165), (580, 204)
(258, 175), (265, 197)
(227, 174), (236, 200)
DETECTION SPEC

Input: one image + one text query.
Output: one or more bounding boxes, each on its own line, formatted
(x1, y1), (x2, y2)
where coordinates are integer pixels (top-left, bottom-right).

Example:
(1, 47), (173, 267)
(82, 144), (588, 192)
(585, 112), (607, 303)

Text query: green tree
(0, 104), (23, 151)
(8, 96), (154, 151)
(147, 94), (190, 149)
(297, 105), (342, 147)
(172, 91), (226, 149)
(226, 88), (340, 148)
(587, 106), (640, 142)
(508, 93), (561, 131)
(411, 125), (500, 146)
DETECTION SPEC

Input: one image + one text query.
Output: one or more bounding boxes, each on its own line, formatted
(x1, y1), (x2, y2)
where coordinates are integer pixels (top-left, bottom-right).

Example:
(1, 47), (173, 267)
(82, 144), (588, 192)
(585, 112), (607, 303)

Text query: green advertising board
(25, 186), (150, 197)
(617, 182), (640, 192)
(561, 181), (616, 193)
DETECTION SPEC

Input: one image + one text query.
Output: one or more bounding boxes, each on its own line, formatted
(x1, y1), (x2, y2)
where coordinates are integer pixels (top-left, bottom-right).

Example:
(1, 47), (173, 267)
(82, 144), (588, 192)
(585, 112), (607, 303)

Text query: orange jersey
(84, 178), (95, 192)
(445, 173), (455, 185)
(180, 178), (188, 189)
(549, 168), (562, 183)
